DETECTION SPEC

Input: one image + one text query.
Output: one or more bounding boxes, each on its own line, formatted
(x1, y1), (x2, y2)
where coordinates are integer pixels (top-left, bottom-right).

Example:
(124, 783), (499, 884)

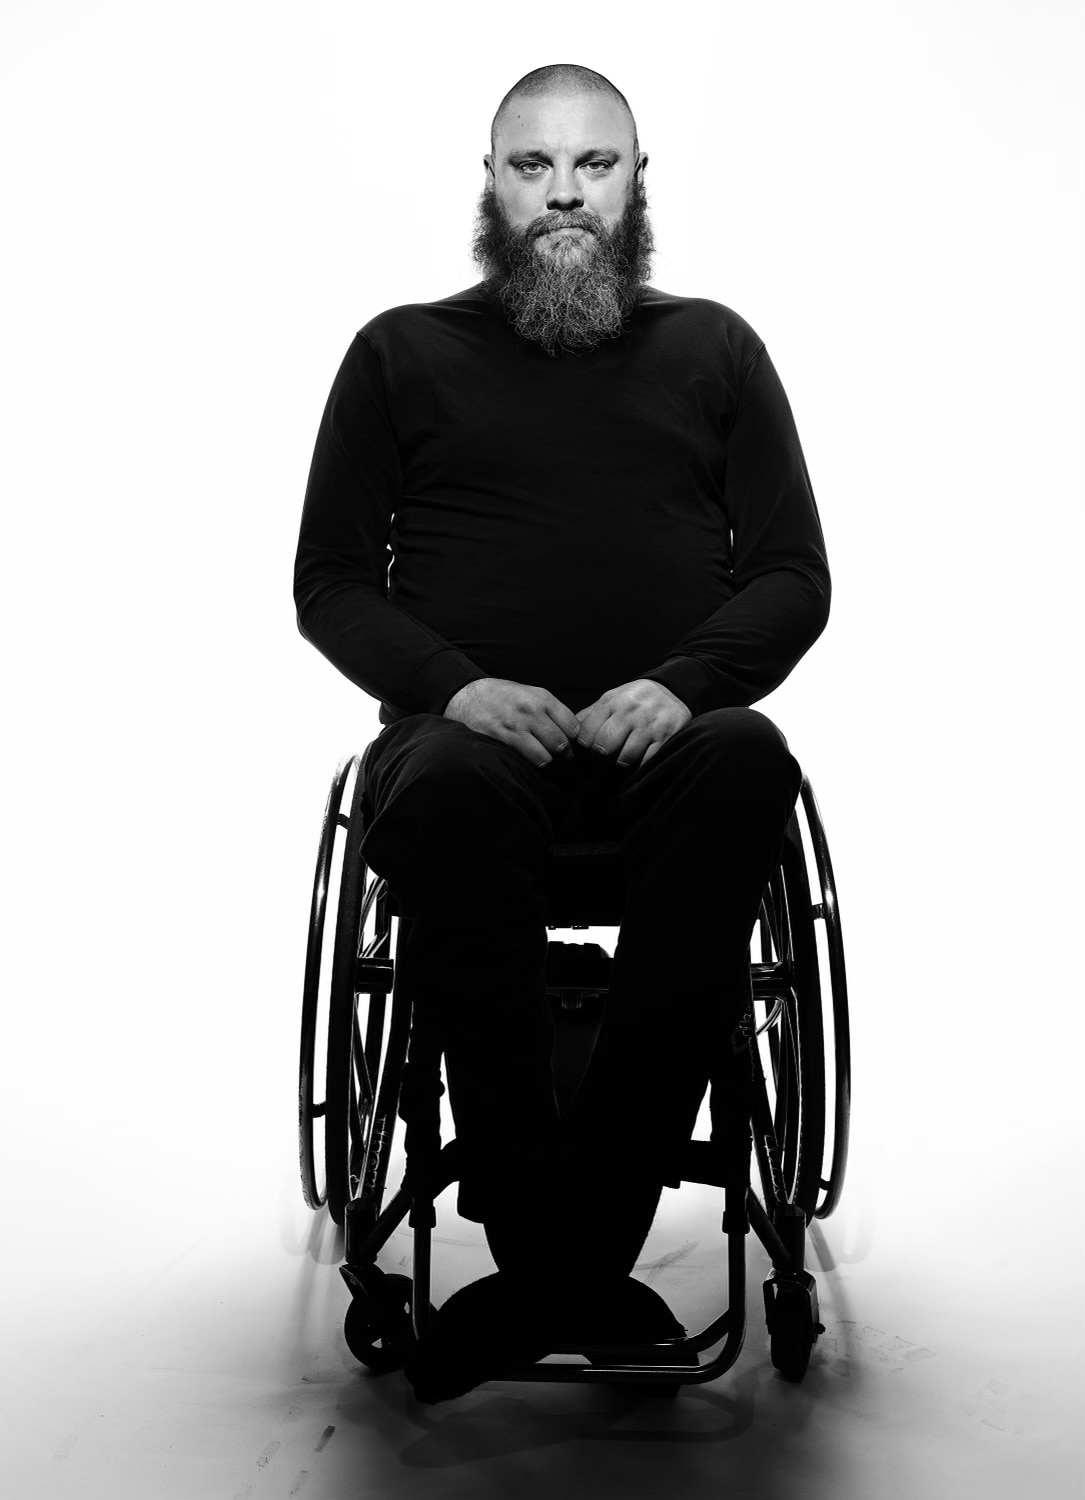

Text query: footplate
(544, 940), (611, 1012)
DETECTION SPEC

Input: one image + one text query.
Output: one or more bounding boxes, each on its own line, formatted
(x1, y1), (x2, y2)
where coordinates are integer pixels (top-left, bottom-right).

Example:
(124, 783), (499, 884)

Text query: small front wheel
(343, 1272), (415, 1373)
(765, 1271), (822, 1382)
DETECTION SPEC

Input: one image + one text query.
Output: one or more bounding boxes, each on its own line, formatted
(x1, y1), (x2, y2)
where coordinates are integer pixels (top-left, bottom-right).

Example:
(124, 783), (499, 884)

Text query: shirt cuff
(639, 658), (716, 716)
(408, 649), (488, 715)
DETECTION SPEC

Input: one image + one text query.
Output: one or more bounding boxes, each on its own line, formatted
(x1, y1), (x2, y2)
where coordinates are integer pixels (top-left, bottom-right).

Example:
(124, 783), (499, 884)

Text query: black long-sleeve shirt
(294, 282), (830, 724)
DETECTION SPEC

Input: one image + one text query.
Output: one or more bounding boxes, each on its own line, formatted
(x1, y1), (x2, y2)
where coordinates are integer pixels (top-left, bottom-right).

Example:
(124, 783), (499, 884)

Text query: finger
(475, 721), (546, 766)
(640, 739), (663, 765)
(516, 709), (574, 767)
(534, 716), (572, 759)
(518, 729), (558, 768)
(575, 703), (608, 751)
(592, 715), (633, 759)
(545, 698), (581, 742)
(616, 727), (657, 767)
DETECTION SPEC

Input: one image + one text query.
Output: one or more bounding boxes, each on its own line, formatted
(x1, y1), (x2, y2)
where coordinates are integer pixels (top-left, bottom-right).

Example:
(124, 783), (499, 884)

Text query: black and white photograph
(2, 3), (1082, 1497)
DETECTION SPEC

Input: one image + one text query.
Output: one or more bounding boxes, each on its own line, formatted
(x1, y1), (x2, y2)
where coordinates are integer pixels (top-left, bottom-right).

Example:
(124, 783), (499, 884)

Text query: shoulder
(356, 283), (493, 351)
(637, 287), (766, 370)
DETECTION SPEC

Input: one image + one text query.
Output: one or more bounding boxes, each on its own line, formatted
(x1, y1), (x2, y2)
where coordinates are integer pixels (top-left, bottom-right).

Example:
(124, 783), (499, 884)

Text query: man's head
(472, 64), (655, 356)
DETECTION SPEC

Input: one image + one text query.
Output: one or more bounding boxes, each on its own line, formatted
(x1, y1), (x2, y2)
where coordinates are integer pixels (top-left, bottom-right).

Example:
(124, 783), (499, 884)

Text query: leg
(359, 714), (566, 1219)
(562, 708), (803, 1270)
(364, 721), (684, 1399)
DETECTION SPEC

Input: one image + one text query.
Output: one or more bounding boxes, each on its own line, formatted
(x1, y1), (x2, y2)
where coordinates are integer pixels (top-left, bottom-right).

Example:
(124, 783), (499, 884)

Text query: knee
(678, 707), (800, 794)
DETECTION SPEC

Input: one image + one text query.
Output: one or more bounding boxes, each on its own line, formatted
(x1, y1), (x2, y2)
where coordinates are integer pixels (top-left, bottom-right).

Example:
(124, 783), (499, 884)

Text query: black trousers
(359, 707), (802, 1237)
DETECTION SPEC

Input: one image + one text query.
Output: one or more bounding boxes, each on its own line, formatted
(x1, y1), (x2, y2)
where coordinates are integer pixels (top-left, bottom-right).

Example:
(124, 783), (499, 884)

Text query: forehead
(494, 91), (634, 157)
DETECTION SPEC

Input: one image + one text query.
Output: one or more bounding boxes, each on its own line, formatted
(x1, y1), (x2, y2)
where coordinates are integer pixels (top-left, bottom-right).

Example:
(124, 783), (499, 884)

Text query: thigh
(358, 714), (568, 915)
(608, 706), (802, 985)
(632, 703), (798, 788)
(614, 706), (802, 840)
(361, 713), (562, 828)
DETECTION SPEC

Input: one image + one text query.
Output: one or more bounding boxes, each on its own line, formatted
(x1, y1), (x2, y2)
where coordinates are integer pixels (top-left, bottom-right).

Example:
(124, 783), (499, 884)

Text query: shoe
(550, 1275), (687, 1355)
(403, 1272), (687, 1404)
(403, 1274), (551, 1404)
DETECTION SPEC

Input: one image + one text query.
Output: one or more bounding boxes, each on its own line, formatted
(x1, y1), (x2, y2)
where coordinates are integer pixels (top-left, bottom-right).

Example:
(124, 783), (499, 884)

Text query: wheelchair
(298, 746), (851, 1389)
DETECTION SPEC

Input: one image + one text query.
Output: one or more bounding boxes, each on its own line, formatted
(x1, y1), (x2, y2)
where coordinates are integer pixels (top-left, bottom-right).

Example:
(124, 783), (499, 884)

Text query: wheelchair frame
(299, 752), (851, 1387)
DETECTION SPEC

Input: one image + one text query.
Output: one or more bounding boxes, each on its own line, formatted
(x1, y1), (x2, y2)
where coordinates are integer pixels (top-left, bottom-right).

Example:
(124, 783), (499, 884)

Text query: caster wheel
(765, 1271), (822, 1383)
(343, 1272), (415, 1373)
(770, 1322), (814, 1382)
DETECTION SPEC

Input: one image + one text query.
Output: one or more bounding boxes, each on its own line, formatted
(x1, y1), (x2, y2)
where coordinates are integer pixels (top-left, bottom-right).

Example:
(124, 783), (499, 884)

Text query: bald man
(294, 64), (830, 1400)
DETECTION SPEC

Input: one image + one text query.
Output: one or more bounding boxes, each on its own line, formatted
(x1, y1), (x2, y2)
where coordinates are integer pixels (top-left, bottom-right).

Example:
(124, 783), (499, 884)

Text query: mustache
(530, 211), (602, 238)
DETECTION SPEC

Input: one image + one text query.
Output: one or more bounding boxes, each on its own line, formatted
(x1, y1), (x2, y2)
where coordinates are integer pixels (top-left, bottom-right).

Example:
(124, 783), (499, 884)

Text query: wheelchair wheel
(343, 1271), (415, 1373)
(766, 1270), (821, 1382)
(299, 755), (357, 1209)
(751, 775), (850, 1223)
(759, 822), (828, 1218)
(797, 779), (851, 1220)
(323, 759), (409, 1227)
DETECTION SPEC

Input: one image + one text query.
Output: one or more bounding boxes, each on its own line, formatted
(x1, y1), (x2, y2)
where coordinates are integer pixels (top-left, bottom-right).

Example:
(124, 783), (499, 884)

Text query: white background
(2, 2), (1082, 1495)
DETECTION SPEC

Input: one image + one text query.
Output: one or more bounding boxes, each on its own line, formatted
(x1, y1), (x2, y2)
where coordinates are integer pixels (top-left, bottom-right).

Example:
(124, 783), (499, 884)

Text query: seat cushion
(547, 840), (626, 927)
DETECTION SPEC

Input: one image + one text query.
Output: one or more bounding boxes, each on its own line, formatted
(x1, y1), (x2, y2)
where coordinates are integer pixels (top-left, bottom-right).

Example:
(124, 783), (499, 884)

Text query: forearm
(294, 577), (485, 715)
(294, 332), (486, 715)
(640, 565), (831, 714)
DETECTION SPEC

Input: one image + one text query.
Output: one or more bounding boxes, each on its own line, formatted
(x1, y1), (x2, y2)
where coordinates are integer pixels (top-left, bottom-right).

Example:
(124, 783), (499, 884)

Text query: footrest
(545, 941), (612, 1009)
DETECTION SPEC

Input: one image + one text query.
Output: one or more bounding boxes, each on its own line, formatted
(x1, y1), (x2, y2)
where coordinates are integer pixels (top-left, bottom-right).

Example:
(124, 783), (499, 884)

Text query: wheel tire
(770, 1329), (814, 1382)
(761, 822), (826, 1220)
(797, 779), (852, 1220)
(299, 756), (358, 1210)
(343, 1273), (414, 1373)
(768, 1280), (816, 1382)
(325, 763), (399, 1226)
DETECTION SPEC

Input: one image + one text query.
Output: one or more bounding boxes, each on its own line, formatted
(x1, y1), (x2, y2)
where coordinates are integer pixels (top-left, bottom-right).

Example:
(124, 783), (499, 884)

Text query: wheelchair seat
(546, 838), (626, 927)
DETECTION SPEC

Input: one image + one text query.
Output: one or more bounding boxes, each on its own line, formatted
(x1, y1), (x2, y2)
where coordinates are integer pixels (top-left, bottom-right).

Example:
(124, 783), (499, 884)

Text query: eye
(584, 160), (613, 172)
(516, 162), (546, 175)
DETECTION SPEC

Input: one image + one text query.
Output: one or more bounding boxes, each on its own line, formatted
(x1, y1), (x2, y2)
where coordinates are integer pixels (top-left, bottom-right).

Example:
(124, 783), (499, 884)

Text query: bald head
(490, 63), (639, 159)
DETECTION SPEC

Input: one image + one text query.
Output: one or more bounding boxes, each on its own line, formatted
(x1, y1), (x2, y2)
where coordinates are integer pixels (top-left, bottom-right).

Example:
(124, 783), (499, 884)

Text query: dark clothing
(358, 708), (802, 1230)
(293, 282), (830, 724)
(294, 283), (829, 1271)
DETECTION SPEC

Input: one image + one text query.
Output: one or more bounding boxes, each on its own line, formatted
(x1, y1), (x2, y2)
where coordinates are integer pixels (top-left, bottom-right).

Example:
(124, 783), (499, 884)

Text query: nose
(547, 163), (583, 210)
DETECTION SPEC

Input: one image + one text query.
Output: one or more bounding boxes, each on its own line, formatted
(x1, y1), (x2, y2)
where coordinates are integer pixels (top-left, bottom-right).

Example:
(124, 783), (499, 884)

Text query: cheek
(501, 185), (543, 228)
(593, 181), (632, 225)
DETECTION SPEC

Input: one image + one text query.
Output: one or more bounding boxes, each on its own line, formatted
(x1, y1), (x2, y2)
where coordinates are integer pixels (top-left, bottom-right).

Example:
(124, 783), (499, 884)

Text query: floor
(4, 1054), (1080, 1500)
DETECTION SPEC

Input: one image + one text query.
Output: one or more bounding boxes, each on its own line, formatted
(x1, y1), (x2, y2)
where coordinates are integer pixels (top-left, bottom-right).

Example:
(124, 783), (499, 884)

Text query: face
(474, 90), (654, 356)
(484, 91), (646, 259)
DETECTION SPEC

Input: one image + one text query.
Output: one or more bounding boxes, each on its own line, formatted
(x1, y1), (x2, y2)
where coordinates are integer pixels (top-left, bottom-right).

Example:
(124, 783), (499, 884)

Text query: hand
(575, 679), (692, 768)
(443, 678), (580, 767)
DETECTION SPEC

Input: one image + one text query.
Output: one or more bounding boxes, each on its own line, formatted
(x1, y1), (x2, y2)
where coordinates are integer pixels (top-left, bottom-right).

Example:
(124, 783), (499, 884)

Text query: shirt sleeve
(638, 344), (831, 714)
(293, 333), (487, 717)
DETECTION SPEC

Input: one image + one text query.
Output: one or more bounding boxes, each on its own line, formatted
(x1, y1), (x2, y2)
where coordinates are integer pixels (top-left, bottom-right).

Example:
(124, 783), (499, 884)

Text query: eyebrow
(505, 147), (623, 164)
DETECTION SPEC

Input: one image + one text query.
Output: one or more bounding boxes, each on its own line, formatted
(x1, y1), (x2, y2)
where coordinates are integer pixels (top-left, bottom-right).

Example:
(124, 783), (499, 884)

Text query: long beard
(471, 178), (655, 356)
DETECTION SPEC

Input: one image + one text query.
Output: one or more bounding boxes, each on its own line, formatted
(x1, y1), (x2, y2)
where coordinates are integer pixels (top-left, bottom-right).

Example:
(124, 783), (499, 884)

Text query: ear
(635, 152), (649, 178)
(483, 152), (496, 186)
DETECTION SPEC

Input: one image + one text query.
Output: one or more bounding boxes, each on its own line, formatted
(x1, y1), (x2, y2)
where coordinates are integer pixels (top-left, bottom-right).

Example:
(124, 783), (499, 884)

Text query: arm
(640, 343), (831, 715)
(577, 343), (830, 763)
(293, 334), (487, 716)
